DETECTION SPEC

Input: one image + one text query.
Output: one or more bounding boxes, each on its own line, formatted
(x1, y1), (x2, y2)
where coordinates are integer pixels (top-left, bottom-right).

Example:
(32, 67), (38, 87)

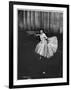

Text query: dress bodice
(40, 33), (47, 42)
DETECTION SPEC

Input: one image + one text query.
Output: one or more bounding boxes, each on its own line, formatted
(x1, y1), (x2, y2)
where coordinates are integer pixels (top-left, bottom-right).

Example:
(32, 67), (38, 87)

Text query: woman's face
(40, 30), (43, 34)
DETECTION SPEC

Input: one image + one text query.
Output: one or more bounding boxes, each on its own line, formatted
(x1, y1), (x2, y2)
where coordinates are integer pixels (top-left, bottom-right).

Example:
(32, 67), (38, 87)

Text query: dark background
(17, 10), (63, 80)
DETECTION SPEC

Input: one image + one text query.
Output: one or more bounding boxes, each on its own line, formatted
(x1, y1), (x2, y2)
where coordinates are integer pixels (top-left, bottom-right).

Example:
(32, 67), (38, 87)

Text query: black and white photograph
(18, 10), (62, 79)
(9, 1), (69, 88)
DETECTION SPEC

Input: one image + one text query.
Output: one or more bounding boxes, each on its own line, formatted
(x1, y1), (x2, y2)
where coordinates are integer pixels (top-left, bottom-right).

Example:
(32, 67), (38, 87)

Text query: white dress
(35, 33), (58, 58)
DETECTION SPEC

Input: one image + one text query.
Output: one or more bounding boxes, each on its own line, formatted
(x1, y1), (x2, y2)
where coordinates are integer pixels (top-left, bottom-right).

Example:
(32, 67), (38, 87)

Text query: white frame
(13, 4), (67, 85)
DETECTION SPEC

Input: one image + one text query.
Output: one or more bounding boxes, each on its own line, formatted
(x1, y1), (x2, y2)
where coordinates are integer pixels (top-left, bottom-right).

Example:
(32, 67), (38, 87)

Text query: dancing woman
(35, 30), (58, 59)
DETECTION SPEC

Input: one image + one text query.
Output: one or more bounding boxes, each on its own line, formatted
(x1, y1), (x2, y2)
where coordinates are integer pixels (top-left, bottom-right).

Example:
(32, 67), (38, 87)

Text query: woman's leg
(40, 56), (42, 59)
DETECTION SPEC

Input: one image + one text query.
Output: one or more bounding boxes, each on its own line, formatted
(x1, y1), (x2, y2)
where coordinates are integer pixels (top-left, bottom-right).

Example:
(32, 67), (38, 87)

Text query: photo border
(9, 1), (69, 88)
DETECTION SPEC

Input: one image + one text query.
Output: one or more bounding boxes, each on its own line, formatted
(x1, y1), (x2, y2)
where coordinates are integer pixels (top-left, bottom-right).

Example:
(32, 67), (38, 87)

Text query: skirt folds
(35, 36), (58, 58)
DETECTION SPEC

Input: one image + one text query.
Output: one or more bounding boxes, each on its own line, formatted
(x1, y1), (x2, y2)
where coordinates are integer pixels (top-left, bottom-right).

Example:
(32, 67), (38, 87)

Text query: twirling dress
(35, 33), (58, 58)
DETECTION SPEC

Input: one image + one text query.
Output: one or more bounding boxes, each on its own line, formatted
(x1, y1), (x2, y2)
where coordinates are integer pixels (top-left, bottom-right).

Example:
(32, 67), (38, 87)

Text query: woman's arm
(34, 34), (40, 36)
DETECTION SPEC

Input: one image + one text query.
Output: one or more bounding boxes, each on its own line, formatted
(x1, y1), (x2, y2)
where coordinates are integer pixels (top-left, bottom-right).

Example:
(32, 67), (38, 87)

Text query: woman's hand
(44, 36), (48, 40)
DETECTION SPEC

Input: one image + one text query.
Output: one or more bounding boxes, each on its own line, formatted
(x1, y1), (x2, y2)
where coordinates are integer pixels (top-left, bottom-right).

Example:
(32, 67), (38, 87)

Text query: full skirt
(35, 36), (58, 58)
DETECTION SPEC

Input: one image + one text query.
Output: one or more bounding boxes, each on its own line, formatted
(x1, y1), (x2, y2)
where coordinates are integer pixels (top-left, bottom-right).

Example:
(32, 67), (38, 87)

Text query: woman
(35, 30), (58, 59)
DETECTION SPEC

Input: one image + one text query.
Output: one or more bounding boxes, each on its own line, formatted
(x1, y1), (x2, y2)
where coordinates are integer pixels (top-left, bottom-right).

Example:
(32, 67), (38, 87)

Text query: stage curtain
(18, 10), (63, 33)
